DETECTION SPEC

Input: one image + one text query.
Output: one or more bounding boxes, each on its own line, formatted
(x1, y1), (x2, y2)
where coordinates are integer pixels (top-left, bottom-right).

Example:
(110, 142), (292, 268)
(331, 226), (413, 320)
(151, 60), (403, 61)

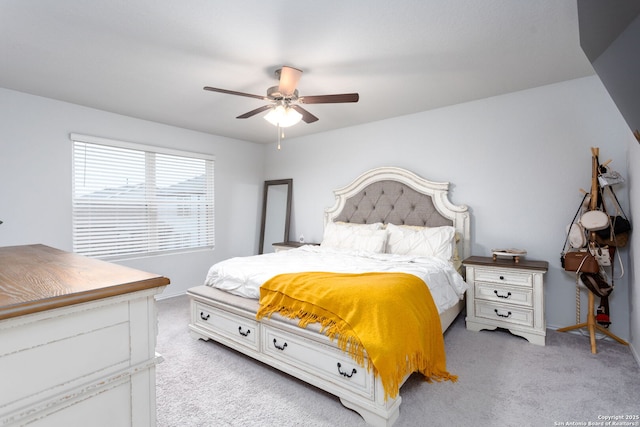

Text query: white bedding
(204, 245), (467, 314)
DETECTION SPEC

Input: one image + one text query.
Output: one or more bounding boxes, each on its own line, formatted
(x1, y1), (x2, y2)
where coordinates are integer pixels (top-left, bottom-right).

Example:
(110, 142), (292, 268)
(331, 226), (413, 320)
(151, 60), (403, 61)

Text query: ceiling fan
(203, 66), (359, 127)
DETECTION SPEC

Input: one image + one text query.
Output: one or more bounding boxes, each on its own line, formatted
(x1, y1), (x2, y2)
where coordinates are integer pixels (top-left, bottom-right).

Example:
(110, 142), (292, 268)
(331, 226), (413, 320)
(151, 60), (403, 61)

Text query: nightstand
(463, 256), (548, 345)
(272, 241), (319, 252)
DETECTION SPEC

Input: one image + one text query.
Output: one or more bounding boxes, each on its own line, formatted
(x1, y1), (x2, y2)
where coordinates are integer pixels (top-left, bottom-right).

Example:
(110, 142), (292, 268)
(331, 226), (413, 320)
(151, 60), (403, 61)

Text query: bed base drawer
(262, 325), (374, 399)
(193, 301), (259, 351)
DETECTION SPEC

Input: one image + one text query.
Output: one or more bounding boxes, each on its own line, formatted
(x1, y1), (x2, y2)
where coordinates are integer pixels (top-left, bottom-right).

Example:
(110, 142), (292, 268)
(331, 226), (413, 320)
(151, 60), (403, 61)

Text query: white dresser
(0, 245), (169, 426)
(463, 256), (548, 345)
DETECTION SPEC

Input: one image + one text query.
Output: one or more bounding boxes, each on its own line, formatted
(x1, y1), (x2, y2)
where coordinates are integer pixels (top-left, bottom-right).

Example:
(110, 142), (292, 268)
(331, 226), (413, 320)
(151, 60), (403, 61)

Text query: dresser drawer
(0, 301), (131, 407)
(474, 301), (534, 328)
(475, 282), (533, 307)
(194, 302), (259, 351)
(262, 325), (374, 399)
(474, 269), (533, 287)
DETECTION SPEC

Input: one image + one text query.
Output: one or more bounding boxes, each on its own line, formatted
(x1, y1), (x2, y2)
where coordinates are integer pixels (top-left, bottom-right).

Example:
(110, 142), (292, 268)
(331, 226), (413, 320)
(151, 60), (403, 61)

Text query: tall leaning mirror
(259, 179), (292, 254)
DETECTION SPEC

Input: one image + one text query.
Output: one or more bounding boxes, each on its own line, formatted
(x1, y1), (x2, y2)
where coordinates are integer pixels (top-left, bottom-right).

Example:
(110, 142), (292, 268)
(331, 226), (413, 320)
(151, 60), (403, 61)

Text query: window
(71, 134), (214, 259)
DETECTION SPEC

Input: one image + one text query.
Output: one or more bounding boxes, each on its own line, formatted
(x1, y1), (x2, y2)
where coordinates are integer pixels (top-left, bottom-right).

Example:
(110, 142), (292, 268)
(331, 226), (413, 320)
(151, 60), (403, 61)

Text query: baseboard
(156, 291), (187, 301)
(630, 341), (640, 367)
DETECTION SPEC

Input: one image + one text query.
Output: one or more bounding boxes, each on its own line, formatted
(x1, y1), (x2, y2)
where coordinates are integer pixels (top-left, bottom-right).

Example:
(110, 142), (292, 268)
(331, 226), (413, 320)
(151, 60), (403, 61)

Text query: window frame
(70, 133), (215, 260)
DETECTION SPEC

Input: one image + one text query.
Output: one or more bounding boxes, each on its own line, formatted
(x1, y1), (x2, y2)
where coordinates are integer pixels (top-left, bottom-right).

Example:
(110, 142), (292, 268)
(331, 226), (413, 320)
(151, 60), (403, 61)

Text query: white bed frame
(188, 167), (470, 427)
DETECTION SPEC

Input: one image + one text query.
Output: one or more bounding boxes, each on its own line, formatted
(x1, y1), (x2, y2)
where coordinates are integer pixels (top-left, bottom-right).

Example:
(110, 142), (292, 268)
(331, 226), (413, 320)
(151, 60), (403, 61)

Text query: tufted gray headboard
(324, 166), (470, 261)
(332, 180), (453, 227)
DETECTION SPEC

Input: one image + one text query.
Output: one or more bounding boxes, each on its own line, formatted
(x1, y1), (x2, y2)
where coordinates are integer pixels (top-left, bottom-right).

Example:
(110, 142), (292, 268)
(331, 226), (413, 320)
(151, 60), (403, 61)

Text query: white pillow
(385, 223), (456, 260)
(321, 222), (387, 253)
(336, 221), (384, 230)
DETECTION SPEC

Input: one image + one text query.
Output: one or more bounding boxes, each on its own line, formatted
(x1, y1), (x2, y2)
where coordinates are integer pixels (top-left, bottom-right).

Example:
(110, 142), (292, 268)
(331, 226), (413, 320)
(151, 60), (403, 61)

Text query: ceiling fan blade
(300, 93), (359, 104)
(204, 86), (266, 101)
(236, 105), (272, 119)
(291, 105), (319, 123)
(278, 66), (303, 96)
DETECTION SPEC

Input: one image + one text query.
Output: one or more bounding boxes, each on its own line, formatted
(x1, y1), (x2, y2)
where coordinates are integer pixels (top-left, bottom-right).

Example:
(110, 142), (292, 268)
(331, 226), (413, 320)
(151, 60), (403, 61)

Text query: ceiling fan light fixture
(264, 105), (302, 128)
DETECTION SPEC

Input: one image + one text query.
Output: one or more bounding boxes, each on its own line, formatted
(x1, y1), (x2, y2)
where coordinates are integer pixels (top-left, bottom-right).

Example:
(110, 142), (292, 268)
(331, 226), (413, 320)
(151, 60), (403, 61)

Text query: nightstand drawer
(474, 269), (533, 287)
(475, 301), (534, 327)
(475, 282), (533, 307)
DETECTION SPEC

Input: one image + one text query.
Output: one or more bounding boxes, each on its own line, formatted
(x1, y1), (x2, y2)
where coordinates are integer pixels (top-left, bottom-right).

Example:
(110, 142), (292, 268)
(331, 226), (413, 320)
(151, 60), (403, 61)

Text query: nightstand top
(463, 255), (548, 272)
(272, 241), (320, 248)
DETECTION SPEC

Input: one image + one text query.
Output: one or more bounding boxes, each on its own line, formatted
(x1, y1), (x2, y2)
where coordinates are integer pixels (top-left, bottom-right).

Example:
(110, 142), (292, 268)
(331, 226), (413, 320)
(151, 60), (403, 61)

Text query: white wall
(588, 9), (640, 362)
(595, 13), (640, 361)
(0, 87), (266, 298)
(627, 124), (640, 362)
(265, 76), (637, 343)
(590, 14), (640, 144)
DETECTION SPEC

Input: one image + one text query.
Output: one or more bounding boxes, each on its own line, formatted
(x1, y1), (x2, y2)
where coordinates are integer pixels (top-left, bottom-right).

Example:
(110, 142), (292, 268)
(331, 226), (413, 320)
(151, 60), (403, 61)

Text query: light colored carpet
(156, 295), (640, 427)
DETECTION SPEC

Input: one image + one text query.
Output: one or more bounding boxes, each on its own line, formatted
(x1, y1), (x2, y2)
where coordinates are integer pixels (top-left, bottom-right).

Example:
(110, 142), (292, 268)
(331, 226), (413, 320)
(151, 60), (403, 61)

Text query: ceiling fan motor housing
(267, 86), (298, 101)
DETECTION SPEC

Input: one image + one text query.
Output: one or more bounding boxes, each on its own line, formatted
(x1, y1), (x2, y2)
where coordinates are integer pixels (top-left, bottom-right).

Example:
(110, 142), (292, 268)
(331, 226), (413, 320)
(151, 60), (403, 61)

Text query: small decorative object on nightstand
(463, 255), (548, 345)
(491, 248), (527, 263)
(272, 241), (319, 252)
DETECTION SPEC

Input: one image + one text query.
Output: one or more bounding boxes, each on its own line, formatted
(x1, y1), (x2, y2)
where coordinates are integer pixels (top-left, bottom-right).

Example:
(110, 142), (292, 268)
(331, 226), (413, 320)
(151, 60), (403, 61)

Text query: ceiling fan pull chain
(277, 125), (281, 150)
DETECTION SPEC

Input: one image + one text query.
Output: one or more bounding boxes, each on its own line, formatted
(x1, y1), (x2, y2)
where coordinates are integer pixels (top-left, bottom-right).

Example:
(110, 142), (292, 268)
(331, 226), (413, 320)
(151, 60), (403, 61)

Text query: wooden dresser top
(0, 244), (170, 320)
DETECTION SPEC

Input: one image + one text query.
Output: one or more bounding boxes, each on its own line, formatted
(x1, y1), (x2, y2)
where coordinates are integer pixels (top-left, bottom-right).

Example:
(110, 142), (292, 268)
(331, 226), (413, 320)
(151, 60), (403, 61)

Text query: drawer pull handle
(494, 309), (512, 318)
(494, 290), (512, 299)
(337, 362), (357, 378)
(200, 312), (210, 321)
(238, 326), (251, 337)
(273, 338), (287, 351)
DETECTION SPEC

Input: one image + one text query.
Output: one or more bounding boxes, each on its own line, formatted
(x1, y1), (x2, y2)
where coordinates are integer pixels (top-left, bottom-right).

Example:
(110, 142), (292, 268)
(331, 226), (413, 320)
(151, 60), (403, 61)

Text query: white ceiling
(0, 0), (595, 144)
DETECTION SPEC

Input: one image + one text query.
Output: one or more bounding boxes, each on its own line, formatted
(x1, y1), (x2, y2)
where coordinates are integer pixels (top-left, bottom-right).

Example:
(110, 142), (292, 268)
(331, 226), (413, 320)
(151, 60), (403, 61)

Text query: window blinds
(71, 134), (215, 259)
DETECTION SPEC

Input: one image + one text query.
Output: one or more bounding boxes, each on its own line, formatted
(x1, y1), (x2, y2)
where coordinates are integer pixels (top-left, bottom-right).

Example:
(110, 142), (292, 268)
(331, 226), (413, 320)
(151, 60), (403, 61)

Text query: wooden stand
(557, 291), (628, 353)
(557, 147), (628, 353)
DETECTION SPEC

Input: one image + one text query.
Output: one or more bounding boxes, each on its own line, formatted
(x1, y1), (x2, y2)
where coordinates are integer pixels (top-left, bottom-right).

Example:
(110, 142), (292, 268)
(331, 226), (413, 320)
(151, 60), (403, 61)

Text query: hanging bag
(563, 250), (599, 273)
(597, 163), (625, 187)
(580, 272), (613, 298)
(561, 194), (592, 271)
(568, 223), (587, 249)
(579, 210), (609, 231)
(562, 193), (588, 250)
(595, 186), (631, 247)
(589, 242), (612, 267)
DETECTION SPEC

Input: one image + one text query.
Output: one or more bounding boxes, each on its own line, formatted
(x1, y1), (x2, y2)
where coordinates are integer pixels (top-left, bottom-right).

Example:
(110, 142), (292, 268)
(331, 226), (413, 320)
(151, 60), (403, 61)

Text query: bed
(187, 166), (470, 427)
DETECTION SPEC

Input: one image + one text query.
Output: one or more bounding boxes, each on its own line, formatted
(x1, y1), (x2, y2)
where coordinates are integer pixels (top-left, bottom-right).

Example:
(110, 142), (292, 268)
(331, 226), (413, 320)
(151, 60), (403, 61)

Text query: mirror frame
(259, 179), (293, 254)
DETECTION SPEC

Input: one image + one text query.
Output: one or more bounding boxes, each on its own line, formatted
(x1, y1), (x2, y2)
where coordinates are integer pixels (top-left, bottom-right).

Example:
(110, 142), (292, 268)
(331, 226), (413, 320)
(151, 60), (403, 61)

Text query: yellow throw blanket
(256, 271), (456, 399)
